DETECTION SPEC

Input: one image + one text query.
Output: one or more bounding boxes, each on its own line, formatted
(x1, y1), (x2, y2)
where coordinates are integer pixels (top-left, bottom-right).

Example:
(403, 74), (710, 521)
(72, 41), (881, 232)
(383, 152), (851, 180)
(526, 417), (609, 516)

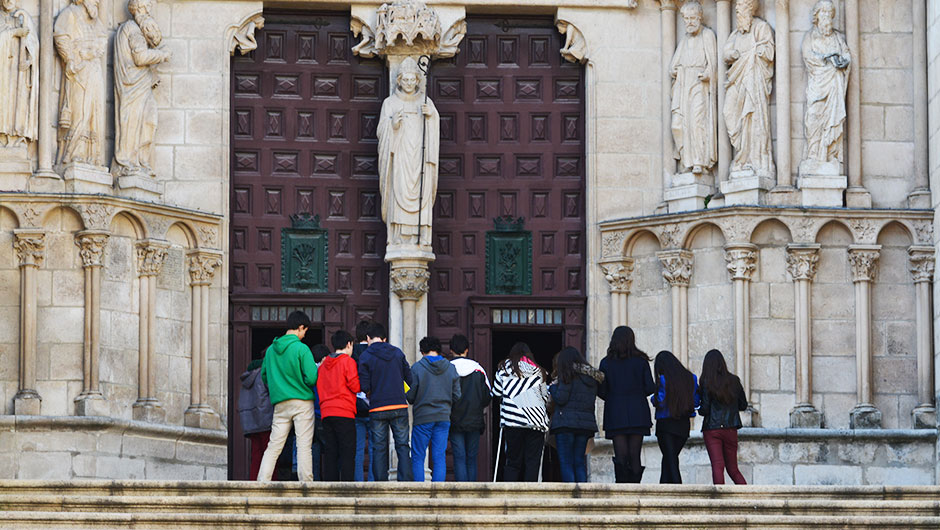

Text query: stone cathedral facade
(0, 0), (938, 485)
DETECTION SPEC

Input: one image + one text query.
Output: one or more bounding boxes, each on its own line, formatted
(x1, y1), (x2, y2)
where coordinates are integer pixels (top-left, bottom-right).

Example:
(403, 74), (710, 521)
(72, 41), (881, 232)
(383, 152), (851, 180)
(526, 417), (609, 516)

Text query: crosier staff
(416, 54), (431, 247)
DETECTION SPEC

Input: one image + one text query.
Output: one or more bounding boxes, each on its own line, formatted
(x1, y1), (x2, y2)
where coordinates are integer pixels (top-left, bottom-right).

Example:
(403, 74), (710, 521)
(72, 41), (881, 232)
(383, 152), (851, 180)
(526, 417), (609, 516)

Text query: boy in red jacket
(317, 330), (361, 481)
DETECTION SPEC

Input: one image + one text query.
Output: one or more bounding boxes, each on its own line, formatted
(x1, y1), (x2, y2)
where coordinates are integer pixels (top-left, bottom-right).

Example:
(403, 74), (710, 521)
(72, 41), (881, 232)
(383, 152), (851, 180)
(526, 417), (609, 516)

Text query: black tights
(612, 434), (644, 473)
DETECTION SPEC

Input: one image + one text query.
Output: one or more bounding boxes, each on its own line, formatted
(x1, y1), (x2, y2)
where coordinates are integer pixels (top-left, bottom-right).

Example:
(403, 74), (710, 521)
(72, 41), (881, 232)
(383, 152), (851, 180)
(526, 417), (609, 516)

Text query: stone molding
(908, 246), (935, 284)
(725, 244), (757, 281)
(0, 414), (227, 441)
(599, 258), (635, 294)
(75, 231), (110, 268)
(657, 249), (693, 287)
(135, 240), (170, 277)
(389, 266), (431, 300)
(187, 250), (223, 286)
(785, 244), (820, 282)
(13, 230), (45, 268)
(847, 245), (881, 283)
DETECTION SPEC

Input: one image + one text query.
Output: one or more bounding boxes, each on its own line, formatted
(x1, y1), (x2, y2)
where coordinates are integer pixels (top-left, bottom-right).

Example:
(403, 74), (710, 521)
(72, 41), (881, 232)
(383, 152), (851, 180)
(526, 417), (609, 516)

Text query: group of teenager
(239, 310), (749, 485)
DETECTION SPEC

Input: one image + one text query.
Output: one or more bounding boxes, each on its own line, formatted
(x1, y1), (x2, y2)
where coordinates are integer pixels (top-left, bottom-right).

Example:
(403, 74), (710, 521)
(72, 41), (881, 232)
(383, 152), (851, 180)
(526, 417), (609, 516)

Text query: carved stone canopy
(847, 244), (881, 283)
(13, 229), (45, 268)
(187, 249), (222, 286)
(785, 244), (821, 282)
(351, 0), (465, 59)
(135, 239), (170, 277)
(390, 265), (431, 300)
(600, 258), (635, 294)
(725, 244), (758, 281)
(908, 246), (936, 284)
(75, 231), (110, 268)
(657, 249), (693, 287)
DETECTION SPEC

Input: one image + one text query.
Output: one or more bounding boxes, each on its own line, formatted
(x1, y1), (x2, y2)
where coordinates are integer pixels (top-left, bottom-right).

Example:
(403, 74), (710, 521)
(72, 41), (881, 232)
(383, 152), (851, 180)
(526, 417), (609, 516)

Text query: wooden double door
(228, 12), (585, 481)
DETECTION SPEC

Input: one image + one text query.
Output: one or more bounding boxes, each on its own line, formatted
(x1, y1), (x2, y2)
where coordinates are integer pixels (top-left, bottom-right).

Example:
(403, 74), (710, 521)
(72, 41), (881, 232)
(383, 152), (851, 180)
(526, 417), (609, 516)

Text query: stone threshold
(594, 428), (937, 448)
(0, 415), (227, 446)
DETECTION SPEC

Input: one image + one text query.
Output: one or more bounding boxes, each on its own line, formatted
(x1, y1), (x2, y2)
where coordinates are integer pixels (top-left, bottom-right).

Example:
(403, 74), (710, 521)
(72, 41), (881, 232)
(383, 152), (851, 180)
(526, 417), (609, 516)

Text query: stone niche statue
(670, 1), (717, 175)
(0, 0), (38, 147)
(723, 0), (775, 177)
(112, 0), (171, 178)
(377, 56), (439, 248)
(800, 0), (849, 176)
(54, 0), (108, 167)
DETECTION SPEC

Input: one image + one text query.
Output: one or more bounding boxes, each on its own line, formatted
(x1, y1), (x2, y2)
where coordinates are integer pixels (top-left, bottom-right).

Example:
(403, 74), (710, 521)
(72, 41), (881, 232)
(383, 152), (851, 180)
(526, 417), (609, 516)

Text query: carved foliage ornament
(75, 233), (109, 268)
(602, 231), (627, 258)
(785, 247), (820, 281)
(658, 250), (693, 287)
(198, 224), (219, 248)
(848, 219), (876, 244)
(909, 248), (935, 283)
(659, 224), (681, 249)
(600, 259), (635, 294)
(915, 222), (934, 246)
(188, 252), (221, 285)
(725, 247), (757, 281)
(848, 248), (879, 283)
(14, 232), (45, 267)
(390, 266), (431, 300)
(135, 241), (168, 276)
(78, 203), (113, 230)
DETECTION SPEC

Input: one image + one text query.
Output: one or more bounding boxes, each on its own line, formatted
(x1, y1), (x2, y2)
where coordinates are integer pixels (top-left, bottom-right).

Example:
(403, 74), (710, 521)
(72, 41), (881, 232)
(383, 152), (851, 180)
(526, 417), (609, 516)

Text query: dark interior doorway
(490, 328), (563, 482)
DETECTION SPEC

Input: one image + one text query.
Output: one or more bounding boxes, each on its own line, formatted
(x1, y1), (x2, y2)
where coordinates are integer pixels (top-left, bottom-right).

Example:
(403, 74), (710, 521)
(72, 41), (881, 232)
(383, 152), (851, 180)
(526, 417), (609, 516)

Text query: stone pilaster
(184, 250), (223, 429)
(658, 249), (693, 365)
(600, 258), (634, 329)
(133, 239), (170, 423)
(658, 0), (678, 202)
(389, 261), (431, 364)
(74, 231), (110, 417)
(844, 0), (871, 207)
(909, 246), (936, 428)
(725, 243), (757, 426)
(848, 245), (881, 429)
(786, 244), (823, 428)
(13, 230), (45, 415)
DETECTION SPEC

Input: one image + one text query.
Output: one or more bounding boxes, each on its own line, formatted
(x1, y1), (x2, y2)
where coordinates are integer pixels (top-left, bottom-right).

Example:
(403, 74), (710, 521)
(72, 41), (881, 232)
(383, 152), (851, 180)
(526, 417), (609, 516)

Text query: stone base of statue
(74, 391), (109, 417)
(740, 405), (759, 428)
(798, 159), (846, 207)
(386, 248), (434, 364)
(912, 405), (937, 429)
(719, 170), (774, 205)
(767, 185), (801, 206)
(132, 398), (166, 423)
(14, 389), (42, 415)
(908, 189), (931, 209)
(62, 162), (113, 194)
(789, 403), (823, 428)
(849, 403), (882, 429)
(0, 145), (33, 191)
(846, 186), (872, 208)
(664, 171), (714, 212)
(184, 405), (222, 430)
(117, 172), (163, 201)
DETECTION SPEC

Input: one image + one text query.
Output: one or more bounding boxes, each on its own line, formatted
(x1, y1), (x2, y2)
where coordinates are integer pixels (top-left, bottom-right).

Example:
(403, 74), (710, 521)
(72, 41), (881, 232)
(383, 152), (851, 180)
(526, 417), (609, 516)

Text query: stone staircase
(1, 480), (939, 529)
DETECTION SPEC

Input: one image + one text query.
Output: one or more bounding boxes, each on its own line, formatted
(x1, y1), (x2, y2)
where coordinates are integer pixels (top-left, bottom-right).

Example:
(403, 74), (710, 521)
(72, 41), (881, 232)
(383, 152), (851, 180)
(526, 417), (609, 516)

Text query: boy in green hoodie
(256, 311), (318, 481)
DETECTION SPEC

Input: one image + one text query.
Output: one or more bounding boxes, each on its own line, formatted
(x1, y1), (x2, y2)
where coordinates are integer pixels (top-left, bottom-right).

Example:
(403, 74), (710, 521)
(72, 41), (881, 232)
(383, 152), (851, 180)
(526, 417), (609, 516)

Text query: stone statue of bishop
(0, 0), (38, 147)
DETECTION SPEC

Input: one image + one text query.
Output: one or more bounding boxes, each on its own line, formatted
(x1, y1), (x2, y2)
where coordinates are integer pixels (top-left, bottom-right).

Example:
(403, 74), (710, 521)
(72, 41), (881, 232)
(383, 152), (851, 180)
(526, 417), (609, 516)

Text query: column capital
(908, 245), (935, 284)
(657, 249), (693, 287)
(13, 229), (46, 268)
(724, 243), (758, 281)
(390, 265), (431, 301)
(187, 249), (223, 286)
(785, 243), (821, 281)
(75, 231), (110, 268)
(657, 0), (679, 11)
(600, 258), (635, 294)
(848, 244), (881, 283)
(135, 239), (170, 277)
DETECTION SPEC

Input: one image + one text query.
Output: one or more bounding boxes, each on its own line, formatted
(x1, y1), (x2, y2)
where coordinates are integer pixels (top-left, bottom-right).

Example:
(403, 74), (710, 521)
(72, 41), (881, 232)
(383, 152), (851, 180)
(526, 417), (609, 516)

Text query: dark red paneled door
(428, 17), (586, 480)
(228, 12), (387, 479)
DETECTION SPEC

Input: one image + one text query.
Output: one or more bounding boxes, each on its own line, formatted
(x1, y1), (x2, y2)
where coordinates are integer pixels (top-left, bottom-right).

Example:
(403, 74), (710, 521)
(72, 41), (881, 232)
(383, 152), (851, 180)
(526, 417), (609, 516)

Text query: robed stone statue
(723, 0), (775, 177)
(112, 0), (171, 178)
(54, 0), (108, 167)
(670, 1), (717, 175)
(377, 56), (440, 248)
(801, 0), (849, 174)
(0, 0), (38, 146)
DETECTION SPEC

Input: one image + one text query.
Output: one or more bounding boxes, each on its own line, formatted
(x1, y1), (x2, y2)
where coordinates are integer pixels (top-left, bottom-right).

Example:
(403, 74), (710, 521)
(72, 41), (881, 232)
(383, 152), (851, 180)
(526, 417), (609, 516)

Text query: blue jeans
(291, 431), (322, 481)
(449, 430), (480, 482)
(411, 421), (450, 482)
(354, 417), (374, 481)
(555, 431), (591, 483)
(369, 408), (412, 481)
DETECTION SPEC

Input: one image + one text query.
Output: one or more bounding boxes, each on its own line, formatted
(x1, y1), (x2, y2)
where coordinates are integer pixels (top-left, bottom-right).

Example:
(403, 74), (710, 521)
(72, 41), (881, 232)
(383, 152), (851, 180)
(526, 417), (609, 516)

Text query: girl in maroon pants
(699, 349), (749, 485)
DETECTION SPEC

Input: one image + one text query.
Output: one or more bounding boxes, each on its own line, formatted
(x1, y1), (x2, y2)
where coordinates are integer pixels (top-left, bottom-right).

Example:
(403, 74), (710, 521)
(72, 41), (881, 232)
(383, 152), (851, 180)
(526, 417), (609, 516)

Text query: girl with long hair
(651, 350), (699, 484)
(549, 347), (604, 483)
(699, 349), (748, 484)
(493, 341), (550, 482)
(598, 326), (656, 483)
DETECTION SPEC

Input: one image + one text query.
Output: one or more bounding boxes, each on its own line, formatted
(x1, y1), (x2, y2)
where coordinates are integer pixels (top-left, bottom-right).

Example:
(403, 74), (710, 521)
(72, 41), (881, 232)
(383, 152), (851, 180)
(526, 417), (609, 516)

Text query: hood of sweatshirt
(419, 355), (450, 375)
(240, 366), (261, 388)
(271, 334), (300, 355)
(321, 353), (348, 370)
(364, 341), (401, 361)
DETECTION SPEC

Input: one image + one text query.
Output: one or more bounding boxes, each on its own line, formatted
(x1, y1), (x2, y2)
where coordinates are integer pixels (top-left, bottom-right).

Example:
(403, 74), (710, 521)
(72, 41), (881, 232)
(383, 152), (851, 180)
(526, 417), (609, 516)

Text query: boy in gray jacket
(406, 336), (460, 481)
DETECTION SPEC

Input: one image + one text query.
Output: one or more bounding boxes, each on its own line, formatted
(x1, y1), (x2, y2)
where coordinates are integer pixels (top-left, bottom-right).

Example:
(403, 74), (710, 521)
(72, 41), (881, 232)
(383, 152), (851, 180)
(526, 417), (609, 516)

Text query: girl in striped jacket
(493, 342), (550, 482)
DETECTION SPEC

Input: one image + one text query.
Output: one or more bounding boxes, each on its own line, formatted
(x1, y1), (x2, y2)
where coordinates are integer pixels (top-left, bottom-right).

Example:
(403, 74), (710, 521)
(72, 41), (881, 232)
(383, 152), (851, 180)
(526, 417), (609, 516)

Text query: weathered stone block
(16, 452), (73, 479)
(866, 465), (933, 485)
(751, 355), (780, 392)
(752, 464), (793, 485)
(145, 460), (205, 480)
(96, 456), (145, 479)
(810, 321), (855, 356)
(837, 442), (878, 465)
(794, 464), (862, 485)
(779, 441), (826, 464)
(789, 405), (823, 429)
(122, 435), (177, 460)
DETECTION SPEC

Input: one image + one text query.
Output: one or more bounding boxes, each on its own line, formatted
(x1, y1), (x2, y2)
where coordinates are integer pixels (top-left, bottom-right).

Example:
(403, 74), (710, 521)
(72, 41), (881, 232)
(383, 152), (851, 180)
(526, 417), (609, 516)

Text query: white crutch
(492, 426), (503, 483)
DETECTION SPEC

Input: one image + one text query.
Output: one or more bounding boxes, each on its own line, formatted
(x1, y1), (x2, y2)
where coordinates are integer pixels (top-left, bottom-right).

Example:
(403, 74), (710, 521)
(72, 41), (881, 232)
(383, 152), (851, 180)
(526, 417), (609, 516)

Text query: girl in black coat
(699, 349), (748, 484)
(549, 347), (604, 483)
(650, 350), (699, 484)
(598, 326), (656, 483)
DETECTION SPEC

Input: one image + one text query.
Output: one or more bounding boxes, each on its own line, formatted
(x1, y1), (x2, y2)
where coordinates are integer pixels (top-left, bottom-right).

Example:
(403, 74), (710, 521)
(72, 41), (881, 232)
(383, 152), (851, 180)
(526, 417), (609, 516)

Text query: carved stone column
(848, 245), (881, 429)
(658, 0), (678, 192)
(74, 231), (109, 416)
(715, 0), (732, 187)
(844, 0), (871, 207)
(133, 239), (169, 423)
(658, 249), (693, 365)
(34, 0), (56, 180)
(13, 230), (45, 415)
(600, 258), (635, 329)
(184, 250), (222, 429)
(909, 246), (936, 428)
(909, 0), (930, 207)
(773, 0), (792, 192)
(390, 262), (431, 364)
(786, 244), (822, 428)
(725, 243), (757, 425)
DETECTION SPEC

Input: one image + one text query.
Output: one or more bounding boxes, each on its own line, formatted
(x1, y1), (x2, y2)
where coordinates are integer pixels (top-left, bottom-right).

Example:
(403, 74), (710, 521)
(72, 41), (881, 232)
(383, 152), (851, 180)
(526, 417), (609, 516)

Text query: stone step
(0, 494), (938, 517)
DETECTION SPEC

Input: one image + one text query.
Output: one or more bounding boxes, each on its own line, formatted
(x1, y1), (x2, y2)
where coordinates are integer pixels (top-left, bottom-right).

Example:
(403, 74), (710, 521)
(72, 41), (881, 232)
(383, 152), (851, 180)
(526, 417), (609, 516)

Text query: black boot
(629, 465), (645, 484)
(612, 458), (628, 483)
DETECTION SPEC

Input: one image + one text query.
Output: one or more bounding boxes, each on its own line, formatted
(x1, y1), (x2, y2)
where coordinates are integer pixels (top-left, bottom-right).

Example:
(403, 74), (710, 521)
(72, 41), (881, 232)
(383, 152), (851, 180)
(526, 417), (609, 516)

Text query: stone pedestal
(741, 406), (759, 428)
(133, 399), (167, 423)
(908, 189), (931, 209)
(63, 163), (113, 194)
(797, 160), (846, 207)
(14, 390), (42, 415)
(117, 174), (162, 201)
(767, 185), (801, 206)
(719, 171), (774, 205)
(75, 392), (109, 417)
(849, 404), (882, 429)
(0, 145), (33, 191)
(912, 405), (937, 429)
(845, 186), (872, 208)
(790, 404), (823, 428)
(387, 249), (434, 364)
(185, 406), (222, 430)
(664, 172), (713, 212)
